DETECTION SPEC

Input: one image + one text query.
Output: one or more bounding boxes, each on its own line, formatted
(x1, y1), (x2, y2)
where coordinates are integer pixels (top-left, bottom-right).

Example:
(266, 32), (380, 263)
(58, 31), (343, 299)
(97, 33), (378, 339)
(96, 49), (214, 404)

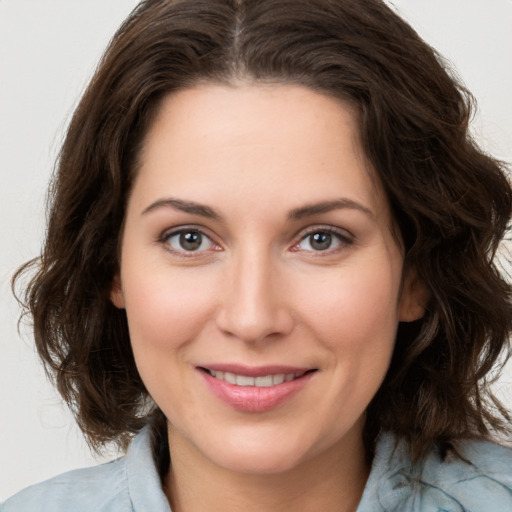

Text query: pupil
(310, 232), (331, 250)
(180, 231), (202, 250)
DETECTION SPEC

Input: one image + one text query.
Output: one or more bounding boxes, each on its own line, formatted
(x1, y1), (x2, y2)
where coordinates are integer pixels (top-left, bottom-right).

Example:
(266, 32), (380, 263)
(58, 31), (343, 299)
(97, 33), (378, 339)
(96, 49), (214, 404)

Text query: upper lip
(198, 364), (314, 377)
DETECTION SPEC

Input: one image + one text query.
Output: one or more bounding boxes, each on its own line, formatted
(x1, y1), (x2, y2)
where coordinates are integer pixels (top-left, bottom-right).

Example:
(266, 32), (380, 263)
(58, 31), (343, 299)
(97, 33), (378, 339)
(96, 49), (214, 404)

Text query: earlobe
(398, 269), (429, 322)
(110, 274), (125, 309)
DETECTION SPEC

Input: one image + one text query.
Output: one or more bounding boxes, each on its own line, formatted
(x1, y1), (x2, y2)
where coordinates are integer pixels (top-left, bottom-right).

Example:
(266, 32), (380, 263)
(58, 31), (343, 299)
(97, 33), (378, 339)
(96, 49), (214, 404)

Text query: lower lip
(199, 370), (314, 412)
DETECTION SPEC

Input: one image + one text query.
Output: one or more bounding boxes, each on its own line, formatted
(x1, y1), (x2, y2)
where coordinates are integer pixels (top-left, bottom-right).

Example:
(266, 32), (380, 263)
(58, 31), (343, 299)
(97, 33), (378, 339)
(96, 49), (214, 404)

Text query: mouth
(198, 366), (317, 412)
(199, 368), (314, 387)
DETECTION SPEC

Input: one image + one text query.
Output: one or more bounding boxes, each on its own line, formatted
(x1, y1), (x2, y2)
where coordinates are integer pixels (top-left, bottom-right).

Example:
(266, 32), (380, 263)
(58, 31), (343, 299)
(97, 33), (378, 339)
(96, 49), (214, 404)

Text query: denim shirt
(3, 426), (512, 511)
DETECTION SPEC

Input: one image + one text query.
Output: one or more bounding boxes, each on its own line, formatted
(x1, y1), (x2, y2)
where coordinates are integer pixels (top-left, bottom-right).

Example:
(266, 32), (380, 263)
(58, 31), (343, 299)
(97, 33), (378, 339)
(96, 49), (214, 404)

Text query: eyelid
(158, 225), (222, 256)
(290, 225), (354, 252)
(157, 223), (353, 256)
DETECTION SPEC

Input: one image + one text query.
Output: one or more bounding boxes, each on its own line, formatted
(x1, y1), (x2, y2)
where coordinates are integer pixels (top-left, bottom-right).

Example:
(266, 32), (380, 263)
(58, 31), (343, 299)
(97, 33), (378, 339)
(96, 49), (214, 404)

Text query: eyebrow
(288, 198), (374, 220)
(141, 197), (373, 220)
(141, 198), (221, 219)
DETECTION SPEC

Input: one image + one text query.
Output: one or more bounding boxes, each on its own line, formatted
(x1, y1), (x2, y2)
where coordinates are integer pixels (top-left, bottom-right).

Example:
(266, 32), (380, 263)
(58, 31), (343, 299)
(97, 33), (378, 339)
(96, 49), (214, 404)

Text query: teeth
(272, 374), (284, 385)
(209, 370), (303, 387)
(224, 372), (236, 384)
(256, 375), (273, 386)
(236, 375), (255, 386)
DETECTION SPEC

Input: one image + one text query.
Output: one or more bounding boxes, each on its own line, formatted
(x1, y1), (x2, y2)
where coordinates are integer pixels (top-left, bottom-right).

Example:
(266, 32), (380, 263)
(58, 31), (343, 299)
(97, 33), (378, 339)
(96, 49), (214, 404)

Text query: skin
(111, 84), (425, 512)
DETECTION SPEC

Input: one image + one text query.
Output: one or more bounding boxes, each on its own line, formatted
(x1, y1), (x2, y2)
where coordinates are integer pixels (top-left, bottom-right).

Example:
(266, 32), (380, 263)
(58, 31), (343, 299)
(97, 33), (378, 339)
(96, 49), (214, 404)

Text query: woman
(4, 0), (512, 510)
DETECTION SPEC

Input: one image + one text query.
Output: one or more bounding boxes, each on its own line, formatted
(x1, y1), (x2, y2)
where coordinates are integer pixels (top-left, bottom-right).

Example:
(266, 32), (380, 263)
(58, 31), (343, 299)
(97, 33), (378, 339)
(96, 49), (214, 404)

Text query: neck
(164, 424), (369, 512)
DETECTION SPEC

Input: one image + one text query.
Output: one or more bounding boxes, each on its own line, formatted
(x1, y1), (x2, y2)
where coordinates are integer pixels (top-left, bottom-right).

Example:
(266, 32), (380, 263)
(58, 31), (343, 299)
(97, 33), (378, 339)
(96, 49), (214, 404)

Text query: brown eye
(179, 231), (203, 250)
(309, 232), (332, 251)
(165, 229), (214, 253)
(296, 229), (349, 252)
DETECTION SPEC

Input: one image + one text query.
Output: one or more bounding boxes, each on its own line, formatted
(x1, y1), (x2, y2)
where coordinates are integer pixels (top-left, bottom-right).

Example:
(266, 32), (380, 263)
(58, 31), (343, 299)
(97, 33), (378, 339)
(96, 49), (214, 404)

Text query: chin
(198, 426), (322, 475)
(213, 446), (307, 475)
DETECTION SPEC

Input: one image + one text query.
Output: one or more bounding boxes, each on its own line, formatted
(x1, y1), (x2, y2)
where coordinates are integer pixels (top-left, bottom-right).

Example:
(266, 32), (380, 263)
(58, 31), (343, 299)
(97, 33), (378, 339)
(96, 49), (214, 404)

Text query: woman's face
(112, 84), (424, 474)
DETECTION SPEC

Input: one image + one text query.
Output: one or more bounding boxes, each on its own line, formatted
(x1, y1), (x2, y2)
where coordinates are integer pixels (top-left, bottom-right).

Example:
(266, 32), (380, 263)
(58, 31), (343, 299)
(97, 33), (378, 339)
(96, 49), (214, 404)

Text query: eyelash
(158, 226), (220, 258)
(291, 226), (353, 254)
(158, 225), (354, 257)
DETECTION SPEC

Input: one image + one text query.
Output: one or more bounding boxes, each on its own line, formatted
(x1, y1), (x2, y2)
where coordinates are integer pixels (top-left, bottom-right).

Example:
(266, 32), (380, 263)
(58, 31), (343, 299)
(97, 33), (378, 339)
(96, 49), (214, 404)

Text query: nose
(215, 248), (294, 344)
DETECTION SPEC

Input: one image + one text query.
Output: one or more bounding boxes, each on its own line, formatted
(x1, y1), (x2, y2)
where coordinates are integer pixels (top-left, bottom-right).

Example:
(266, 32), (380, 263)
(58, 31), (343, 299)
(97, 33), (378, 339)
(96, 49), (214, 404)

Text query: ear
(110, 274), (125, 309)
(398, 267), (428, 322)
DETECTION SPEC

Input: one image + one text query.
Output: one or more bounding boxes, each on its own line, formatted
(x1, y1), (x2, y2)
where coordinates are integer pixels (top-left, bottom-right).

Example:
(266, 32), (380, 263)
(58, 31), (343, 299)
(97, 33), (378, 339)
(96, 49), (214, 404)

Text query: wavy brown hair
(14, 0), (512, 462)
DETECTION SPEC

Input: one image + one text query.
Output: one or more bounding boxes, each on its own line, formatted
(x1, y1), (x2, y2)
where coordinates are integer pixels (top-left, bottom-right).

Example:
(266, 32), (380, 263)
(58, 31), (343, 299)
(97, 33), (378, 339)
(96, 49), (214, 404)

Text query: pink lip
(197, 365), (315, 413)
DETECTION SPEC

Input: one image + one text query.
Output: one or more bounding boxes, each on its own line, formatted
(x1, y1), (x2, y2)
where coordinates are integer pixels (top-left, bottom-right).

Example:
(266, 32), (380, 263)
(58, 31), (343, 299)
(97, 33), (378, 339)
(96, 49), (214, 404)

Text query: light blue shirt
(3, 426), (512, 511)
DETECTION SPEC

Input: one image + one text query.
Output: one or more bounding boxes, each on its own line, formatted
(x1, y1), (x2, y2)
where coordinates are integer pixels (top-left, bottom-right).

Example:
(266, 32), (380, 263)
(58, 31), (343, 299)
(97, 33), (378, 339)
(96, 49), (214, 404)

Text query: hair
(14, 0), (512, 463)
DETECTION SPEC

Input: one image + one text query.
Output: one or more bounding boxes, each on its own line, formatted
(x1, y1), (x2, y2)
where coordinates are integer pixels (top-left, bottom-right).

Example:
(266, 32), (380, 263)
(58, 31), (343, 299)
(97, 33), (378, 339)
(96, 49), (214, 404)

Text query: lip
(197, 364), (316, 413)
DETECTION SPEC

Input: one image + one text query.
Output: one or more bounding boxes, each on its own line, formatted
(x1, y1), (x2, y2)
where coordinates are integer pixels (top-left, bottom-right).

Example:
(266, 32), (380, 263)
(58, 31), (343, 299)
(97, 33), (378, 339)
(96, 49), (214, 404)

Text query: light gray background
(1, 0), (511, 501)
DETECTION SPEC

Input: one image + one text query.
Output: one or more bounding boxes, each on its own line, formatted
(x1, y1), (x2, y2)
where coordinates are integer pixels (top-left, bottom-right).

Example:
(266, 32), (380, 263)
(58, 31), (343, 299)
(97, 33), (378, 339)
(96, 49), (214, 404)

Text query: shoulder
(359, 435), (512, 512)
(1, 458), (131, 512)
(2, 425), (171, 512)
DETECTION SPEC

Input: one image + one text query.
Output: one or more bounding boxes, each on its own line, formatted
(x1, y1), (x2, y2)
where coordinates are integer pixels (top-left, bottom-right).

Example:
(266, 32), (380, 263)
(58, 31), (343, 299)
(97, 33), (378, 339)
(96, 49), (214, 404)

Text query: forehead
(133, 84), (390, 223)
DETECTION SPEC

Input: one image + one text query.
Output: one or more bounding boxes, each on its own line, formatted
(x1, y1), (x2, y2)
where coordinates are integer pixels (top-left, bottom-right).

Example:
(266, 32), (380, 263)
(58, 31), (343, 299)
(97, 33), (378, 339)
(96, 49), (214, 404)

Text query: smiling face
(111, 84), (424, 476)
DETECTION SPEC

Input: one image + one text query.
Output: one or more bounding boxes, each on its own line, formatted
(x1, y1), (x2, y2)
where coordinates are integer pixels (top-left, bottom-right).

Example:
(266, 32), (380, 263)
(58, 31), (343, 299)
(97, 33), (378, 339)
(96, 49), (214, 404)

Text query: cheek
(121, 264), (219, 359)
(292, 252), (402, 405)
(121, 266), (221, 415)
(298, 263), (400, 342)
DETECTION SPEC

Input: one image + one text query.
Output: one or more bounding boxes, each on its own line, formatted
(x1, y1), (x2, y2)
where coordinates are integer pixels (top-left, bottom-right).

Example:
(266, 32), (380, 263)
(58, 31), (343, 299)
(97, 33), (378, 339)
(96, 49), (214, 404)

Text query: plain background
(1, 0), (511, 502)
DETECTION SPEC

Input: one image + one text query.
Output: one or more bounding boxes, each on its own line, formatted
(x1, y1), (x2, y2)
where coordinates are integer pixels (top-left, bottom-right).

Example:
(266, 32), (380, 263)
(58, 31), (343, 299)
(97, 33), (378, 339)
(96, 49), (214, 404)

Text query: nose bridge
(216, 243), (292, 342)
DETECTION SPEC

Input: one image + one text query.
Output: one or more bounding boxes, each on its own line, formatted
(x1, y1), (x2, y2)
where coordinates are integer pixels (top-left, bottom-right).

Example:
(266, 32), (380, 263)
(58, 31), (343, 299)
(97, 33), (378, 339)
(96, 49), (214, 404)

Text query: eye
(295, 229), (350, 252)
(162, 229), (217, 254)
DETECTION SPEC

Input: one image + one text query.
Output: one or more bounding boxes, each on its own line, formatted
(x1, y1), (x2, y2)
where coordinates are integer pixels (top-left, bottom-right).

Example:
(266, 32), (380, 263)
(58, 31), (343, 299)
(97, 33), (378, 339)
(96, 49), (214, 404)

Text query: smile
(205, 369), (307, 387)
(199, 366), (316, 412)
